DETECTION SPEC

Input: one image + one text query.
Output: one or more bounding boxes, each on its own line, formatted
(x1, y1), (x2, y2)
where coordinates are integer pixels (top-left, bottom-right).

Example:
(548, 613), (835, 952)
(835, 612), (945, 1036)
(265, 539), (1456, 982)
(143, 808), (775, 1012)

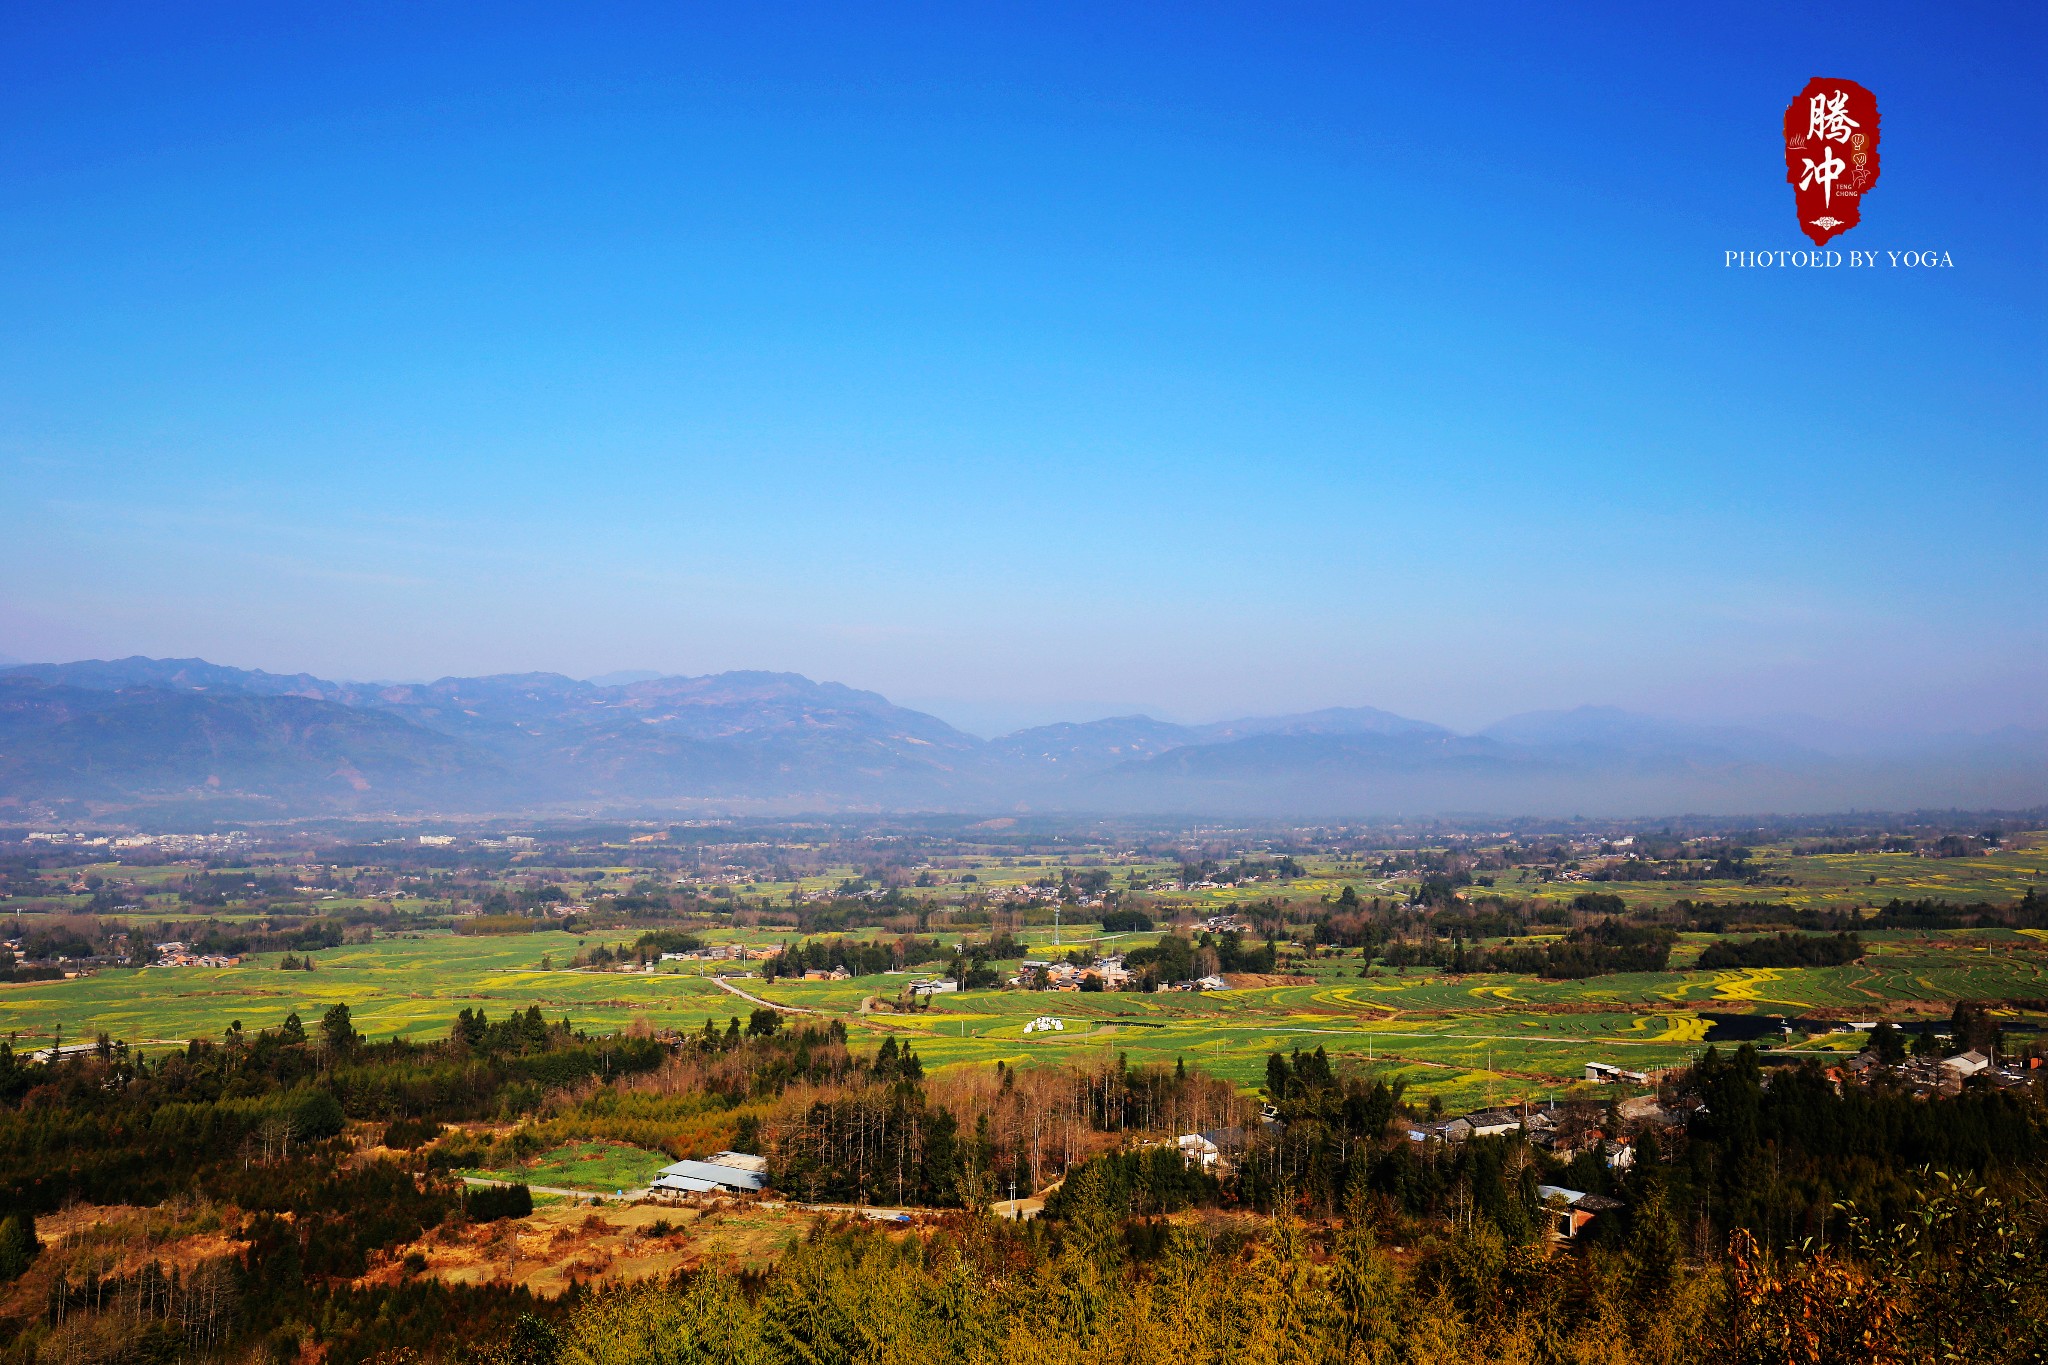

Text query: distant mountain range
(1, 657), (2043, 820)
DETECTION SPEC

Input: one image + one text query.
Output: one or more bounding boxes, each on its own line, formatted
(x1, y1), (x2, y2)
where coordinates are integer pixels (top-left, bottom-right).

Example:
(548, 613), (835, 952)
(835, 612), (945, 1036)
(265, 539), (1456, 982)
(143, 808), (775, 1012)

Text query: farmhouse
(1535, 1185), (1625, 1241)
(1089, 957), (1134, 989)
(1616, 1094), (1673, 1126)
(154, 944), (244, 968)
(1584, 1061), (1650, 1084)
(1461, 1109), (1522, 1139)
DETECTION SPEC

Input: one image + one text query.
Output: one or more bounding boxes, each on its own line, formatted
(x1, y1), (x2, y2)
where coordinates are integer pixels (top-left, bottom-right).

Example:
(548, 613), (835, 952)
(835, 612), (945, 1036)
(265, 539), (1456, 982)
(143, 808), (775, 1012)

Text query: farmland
(3, 812), (2045, 1363)
(4, 818), (2048, 1113)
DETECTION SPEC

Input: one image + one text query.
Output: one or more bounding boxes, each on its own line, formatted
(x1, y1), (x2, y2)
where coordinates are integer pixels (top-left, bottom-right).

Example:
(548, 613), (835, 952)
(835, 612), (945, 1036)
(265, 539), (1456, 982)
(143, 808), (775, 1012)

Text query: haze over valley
(3, 656), (2041, 822)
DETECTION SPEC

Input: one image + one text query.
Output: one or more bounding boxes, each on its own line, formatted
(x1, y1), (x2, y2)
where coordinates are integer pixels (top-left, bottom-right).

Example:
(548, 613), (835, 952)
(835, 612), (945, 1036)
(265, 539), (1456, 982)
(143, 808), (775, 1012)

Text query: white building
(650, 1150), (768, 1196)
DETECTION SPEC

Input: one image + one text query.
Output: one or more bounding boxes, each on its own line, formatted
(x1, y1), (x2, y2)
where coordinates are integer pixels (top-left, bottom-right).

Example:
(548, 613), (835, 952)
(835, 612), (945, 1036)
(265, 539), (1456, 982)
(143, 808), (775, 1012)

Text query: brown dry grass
(357, 1197), (817, 1299)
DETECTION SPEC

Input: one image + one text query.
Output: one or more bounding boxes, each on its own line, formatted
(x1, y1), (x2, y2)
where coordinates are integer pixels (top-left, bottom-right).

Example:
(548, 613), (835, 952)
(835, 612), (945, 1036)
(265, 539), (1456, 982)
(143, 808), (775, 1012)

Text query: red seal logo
(1784, 79), (1880, 245)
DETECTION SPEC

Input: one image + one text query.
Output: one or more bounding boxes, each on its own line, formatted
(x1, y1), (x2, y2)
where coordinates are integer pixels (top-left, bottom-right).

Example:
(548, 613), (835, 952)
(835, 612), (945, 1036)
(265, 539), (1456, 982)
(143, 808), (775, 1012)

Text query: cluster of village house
(578, 1030), (2048, 1243)
(658, 943), (778, 966)
(640, 1109), (1637, 1240)
(24, 830), (249, 852)
(985, 884), (1110, 908)
(1407, 1091), (1662, 1159)
(644, 943), (1238, 994)
(1400, 1096), (1637, 1238)
(149, 941), (243, 968)
(1400, 1040), (2044, 1236)
(1012, 954), (1229, 992)
(1842, 1044), (2040, 1095)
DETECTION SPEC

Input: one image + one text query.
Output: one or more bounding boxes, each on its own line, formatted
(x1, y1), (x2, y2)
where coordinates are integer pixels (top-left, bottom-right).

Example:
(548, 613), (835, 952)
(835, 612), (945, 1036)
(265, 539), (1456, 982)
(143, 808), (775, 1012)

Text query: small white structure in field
(1024, 1016), (1066, 1034)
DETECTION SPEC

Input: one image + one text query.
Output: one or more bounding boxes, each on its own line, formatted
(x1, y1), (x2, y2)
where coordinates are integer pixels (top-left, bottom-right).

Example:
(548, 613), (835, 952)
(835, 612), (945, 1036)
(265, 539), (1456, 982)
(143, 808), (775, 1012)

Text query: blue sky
(1, 2), (2041, 736)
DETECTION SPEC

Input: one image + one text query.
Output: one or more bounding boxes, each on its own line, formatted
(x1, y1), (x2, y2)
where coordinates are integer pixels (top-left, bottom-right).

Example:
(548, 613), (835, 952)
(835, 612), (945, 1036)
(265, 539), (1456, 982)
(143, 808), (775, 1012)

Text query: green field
(463, 1139), (671, 1195)
(0, 929), (739, 1046)
(8, 918), (2042, 1112)
(4, 834), (2040, 1113)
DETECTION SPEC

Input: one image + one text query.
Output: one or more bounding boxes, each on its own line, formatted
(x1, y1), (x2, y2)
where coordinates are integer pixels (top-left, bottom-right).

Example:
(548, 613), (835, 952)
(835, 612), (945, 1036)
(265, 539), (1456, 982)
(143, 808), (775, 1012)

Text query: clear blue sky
(2, 2), (2041, 736)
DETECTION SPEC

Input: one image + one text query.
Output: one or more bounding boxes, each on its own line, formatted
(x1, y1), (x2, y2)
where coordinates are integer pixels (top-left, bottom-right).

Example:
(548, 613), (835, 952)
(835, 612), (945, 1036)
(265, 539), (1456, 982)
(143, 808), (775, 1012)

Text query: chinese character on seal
(1784, 78), (1880, 245)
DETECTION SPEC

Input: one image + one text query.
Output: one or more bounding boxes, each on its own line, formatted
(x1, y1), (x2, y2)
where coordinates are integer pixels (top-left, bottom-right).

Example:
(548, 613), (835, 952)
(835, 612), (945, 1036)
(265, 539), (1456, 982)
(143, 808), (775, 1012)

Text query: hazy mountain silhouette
(1, 657), (2041, 818)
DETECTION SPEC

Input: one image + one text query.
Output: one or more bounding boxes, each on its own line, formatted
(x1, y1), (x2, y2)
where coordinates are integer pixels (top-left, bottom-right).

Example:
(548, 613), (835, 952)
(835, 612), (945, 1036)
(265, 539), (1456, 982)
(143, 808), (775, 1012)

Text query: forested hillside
(0, 997), (2042, 1364)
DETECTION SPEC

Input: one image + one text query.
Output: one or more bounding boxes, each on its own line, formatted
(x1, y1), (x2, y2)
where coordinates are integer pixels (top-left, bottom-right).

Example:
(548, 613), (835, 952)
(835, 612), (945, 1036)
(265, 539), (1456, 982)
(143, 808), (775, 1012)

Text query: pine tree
(320, 1002), (358, 1052)
(1330, 1178), (1398, 1362)
(0, 1212), (37, 1281)
(1626, 1177), (1684, 1309)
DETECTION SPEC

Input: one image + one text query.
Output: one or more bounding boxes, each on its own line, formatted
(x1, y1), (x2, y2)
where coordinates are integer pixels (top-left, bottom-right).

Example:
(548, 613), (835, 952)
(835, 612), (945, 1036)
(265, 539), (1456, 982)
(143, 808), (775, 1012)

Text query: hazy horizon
(5, 648), (2042, 752)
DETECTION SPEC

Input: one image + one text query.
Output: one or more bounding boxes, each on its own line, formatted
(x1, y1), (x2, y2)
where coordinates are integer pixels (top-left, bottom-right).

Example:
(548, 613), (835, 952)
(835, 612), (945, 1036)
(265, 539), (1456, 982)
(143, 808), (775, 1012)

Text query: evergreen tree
(0, 1212), (37, 1280)
(1625, 1178), (1684, 1309)
(1330, 1177), (1398, 1360)
(320, 1002), (358, 1052)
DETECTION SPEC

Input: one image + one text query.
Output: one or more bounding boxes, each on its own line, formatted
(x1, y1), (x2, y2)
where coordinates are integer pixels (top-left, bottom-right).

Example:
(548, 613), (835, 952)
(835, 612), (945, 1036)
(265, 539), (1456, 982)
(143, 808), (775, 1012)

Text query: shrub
(383, 1117), (444, 1150)
(293, 1088), (346, 1140)
(465, 1182), (533, 1222)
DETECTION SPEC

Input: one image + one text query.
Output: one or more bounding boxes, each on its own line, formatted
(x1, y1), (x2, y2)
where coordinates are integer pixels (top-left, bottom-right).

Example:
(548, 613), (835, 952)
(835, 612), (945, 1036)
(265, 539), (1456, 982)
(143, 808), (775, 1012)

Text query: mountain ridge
(1, 657), (2041, 818)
